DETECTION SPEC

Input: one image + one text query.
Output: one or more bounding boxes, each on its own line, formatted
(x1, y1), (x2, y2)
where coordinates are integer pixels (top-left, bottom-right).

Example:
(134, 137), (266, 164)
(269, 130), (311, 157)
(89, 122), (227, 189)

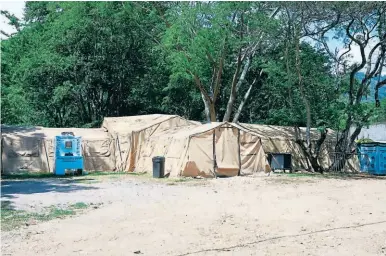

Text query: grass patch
(71, 202), (88, 209)
(281, 172), (386, 180)
(170, 178), (190, 183)
(47, 207), (75, 218)
(282, 172), (324, 178)
(87, 171), (146, 177)
(164, 177), (206, 186)
(1, 172), (58, 180)
(71, 178), (99, 184)
(1, 201), (89, 231)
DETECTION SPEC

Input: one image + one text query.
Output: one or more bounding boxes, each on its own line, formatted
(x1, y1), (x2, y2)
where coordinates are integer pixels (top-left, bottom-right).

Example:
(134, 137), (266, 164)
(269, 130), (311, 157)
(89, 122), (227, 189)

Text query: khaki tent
(240, 123), (339, 170)
(135, 122), (269, 178)
(1, 125), (115, 174)
(101, 114), (197, 171)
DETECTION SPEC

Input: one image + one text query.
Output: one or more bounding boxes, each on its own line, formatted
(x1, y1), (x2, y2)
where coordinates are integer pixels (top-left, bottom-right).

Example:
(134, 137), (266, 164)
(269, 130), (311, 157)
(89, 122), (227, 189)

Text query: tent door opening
(214, 126), (240, 177)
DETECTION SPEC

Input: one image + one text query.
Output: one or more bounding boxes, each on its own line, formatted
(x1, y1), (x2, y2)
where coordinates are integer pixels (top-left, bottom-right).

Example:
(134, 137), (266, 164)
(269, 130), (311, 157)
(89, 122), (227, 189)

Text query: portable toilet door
(375, 143), (386, 175)
(357, 143), (377, 173)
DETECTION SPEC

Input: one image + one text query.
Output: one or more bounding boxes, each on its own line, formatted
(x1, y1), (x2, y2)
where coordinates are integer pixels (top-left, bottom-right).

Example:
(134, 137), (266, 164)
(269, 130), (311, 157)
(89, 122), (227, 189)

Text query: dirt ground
(1, 174), (386, 256)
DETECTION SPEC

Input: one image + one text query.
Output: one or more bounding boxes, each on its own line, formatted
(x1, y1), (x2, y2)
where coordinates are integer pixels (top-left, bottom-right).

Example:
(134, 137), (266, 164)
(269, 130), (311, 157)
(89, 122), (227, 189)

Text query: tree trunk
(304, 99), (311, 148)
(223, 56), (251, 122)
(232, 71), (262, 123)
(232, 80), (253, 123)
(293, 25), (316, 171)
(222, 7), (280, 122)
(209, 101), (216, 122)
(294, 127), (327, 173)
(330, 124), (362, 172)
(201, 93), (211, 123)
(201, 93), (216, 122)
(223, 84), (237, 122)
(187, 69), (217, 122)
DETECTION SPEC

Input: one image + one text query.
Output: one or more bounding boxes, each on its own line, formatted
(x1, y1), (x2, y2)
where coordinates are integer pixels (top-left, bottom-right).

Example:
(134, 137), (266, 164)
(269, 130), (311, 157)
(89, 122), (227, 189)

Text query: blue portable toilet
(54, 132), (84, 175)
(357, 142), (386, 175)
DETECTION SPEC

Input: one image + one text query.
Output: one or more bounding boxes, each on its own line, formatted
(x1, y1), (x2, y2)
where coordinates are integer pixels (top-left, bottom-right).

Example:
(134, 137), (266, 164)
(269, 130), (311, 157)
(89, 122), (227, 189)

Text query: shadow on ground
(284, 172), (386, 180)
(1, 178), (99, 198)
(1, 200), (16, 210)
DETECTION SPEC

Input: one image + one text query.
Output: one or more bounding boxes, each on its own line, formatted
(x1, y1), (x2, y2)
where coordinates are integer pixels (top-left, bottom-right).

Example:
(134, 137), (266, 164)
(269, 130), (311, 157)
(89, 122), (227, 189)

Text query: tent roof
(1, 120), (338, 142)
(102, 114), (195, 134)
(239, 123), (337, 141)
(148, 122), (260, 141)
(1, 125), (109, 140)
(186, 122), (259, 138)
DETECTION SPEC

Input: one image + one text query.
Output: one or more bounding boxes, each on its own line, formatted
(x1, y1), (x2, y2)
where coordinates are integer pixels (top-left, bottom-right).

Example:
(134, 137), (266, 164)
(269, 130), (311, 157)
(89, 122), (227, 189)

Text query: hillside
(356, 72), (386, 101)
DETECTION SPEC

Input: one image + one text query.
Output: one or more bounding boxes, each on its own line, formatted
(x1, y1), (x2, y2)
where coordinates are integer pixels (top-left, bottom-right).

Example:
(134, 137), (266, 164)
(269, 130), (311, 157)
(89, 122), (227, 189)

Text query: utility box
(358, 143), (386, 175)
(268, 153), (292, 172)
(54, 132), (83, 175)
(152, 156), (165, 178)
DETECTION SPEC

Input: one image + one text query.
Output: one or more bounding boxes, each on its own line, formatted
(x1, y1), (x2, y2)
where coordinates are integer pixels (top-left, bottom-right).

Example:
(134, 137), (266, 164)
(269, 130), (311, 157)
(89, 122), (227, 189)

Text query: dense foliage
(2, 2), (385, 127)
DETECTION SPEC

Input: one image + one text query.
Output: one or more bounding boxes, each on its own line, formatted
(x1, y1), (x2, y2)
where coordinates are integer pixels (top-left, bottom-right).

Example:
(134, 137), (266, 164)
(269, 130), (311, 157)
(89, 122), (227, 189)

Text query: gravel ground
(1, 174), (386, 256)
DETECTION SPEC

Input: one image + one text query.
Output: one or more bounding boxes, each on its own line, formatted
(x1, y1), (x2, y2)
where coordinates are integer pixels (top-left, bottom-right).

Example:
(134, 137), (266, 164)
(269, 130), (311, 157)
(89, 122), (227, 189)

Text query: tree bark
(209, 101), (216, 122)
(187, 69), (217, 122)
(295, 25), (312, 150)
(294, 127), (327, 173)
(222, 7), (280, 122)
(290, 23), (327, 173)
(232, 70), (262, 123)
(329, 18), (384, 171)
(223, 56), (251, 122)
(330, 125), (362, 172)
(201, 93), (216, 122)
(222, 52), (242, 122)
(374, 57), (385, 107)
(201, 93), (211, 123)
(232, 79), (254, 123)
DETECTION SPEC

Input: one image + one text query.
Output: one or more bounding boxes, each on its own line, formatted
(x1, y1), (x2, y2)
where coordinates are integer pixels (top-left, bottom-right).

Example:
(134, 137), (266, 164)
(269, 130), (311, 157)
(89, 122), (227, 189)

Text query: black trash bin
(152, 156), (165, 178)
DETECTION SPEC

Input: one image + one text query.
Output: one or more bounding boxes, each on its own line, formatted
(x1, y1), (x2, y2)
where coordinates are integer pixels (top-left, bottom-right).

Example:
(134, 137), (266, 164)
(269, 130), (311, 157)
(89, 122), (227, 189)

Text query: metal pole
(213, 130), (217, 178)
(237, 129), (241, 176)
(42, 139), (51, 173)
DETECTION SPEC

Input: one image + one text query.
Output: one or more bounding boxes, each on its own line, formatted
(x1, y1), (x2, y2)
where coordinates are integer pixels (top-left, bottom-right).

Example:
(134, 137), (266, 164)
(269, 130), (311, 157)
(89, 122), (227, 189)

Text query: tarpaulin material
(1, 125), (115, 173)
(101, 114), (197, 172)
(240, 123), (358, 171)
(135, 122), (270, 178)
(1, 115), (359, 175)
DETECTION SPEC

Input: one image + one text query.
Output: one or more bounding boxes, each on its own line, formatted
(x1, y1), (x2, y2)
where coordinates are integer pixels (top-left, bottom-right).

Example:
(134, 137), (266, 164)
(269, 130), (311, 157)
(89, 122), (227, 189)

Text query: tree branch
(375, 78), (386, 107)
(186, 69), (212, 103)
(213, 46), (226, 102)
(151, 2), (171, 28)
(232, 69), (263, 123)
(222, 49), (242, 122)
(346, 19), (367, 105)
(0, 10), (21, 32)
(0, 30), (11, 38)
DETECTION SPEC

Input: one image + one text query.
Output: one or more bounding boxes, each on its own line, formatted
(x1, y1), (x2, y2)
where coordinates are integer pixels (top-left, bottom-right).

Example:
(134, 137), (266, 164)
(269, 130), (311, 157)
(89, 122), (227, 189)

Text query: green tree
(304, 2), (386, 171)
(163, 2), (280, 122)
(1, 2), (170, 127)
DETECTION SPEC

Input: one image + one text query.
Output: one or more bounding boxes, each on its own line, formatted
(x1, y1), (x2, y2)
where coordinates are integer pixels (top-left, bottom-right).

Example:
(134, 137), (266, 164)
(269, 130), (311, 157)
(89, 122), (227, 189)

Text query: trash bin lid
(152, 156), (165, 162)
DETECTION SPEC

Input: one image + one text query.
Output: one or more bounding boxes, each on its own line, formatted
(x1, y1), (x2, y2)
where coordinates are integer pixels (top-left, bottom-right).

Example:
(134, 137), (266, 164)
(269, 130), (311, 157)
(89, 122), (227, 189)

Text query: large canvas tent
(240, 123), (340, 170)
(1, 125), (115, 174)
(135, 122), (269, 178)
(1, 114), (359, 175)
(101, 114), (197, 171)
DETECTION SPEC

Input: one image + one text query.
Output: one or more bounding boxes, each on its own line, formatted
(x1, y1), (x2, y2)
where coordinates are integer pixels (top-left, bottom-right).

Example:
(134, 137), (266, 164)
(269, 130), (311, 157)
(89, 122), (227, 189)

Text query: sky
(0, 1), (25, 37)
(0, 1), (383, 75)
